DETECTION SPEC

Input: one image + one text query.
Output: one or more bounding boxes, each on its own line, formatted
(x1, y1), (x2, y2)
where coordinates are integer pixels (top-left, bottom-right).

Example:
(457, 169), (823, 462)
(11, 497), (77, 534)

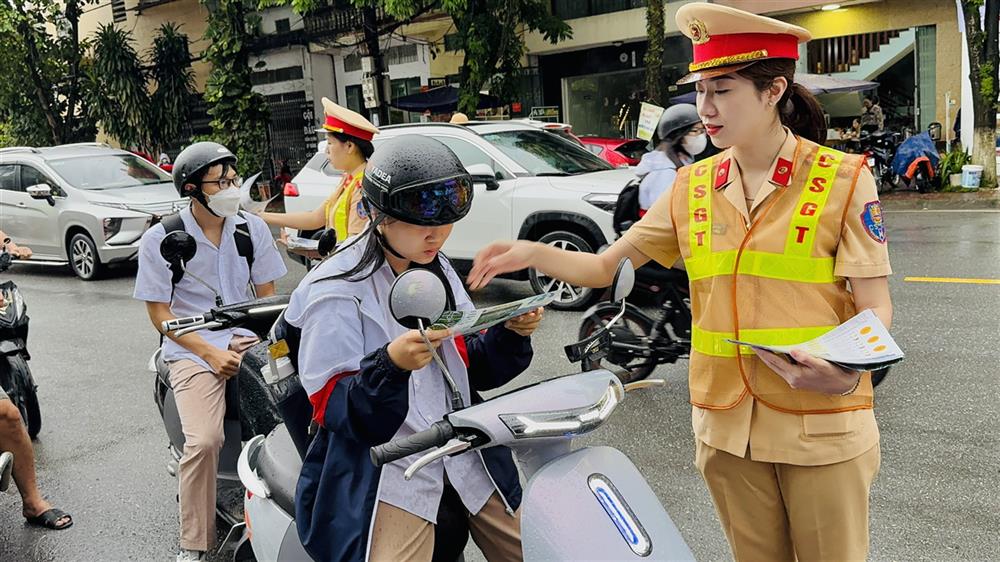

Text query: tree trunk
(16, 8), (62, 144)
(63, 0), (83, 142)
(644, 0), (665, 106)
(970, 126), (996, 188)
(961, 0), (999, 188)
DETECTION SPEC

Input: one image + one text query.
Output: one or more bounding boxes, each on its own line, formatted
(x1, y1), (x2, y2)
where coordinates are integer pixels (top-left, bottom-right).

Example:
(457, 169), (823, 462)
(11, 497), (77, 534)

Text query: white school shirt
(133, 207), (287, 371)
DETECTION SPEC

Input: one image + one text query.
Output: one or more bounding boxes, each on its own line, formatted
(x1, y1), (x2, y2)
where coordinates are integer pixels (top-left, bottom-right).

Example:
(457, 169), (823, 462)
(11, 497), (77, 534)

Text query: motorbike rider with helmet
(635, 104), (706, 215)
(286, 136), (543, 562)
(133, 142), (287, 562)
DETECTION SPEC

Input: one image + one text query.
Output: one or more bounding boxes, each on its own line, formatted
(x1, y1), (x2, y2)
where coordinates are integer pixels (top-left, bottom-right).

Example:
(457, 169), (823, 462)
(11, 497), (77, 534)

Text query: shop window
(344, 53), (362, 73)
(386, 44), (419, 66)
(251, 66), (304, 86)
(275, 18), (291, 34)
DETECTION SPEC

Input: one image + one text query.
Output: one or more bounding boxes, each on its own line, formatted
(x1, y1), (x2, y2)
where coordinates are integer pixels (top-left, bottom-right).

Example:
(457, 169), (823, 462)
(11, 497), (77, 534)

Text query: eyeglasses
(687, 126), (706, 136)
(202, 176), (243, 190)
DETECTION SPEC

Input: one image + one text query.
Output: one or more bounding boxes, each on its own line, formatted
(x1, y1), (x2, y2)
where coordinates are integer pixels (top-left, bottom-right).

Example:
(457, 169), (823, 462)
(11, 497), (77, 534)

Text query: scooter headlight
(499, 380), (623, 439)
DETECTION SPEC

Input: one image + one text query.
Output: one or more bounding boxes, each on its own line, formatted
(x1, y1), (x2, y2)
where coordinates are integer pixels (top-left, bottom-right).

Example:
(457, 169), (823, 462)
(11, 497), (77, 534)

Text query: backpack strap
(160, 214), (186, 286)
(234, 211), (255, 274)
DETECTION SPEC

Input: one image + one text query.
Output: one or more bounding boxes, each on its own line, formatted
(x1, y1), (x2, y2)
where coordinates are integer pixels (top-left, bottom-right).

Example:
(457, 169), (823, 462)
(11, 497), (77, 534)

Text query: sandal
(25, 507), (73, 530)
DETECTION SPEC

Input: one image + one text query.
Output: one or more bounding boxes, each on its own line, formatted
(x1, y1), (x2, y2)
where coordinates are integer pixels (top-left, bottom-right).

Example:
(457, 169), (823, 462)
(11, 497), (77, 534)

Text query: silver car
(0, 143), (187, 280)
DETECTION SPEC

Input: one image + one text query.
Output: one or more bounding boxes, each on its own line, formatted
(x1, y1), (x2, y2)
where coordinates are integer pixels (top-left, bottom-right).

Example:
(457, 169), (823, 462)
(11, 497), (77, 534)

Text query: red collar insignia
(771, 157), (793, 187)
(714, 159), (732, 191)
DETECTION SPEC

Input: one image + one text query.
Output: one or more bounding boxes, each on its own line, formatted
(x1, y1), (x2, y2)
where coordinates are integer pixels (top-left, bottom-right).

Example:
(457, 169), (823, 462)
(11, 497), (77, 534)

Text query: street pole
(362, 6), (389, 127)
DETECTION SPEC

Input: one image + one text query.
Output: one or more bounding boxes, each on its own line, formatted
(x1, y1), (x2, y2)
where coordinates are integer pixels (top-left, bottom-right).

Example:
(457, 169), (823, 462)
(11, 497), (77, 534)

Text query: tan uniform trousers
(168, 335), (258, 552)
(369, 493), (522, 562)
(696, 439), (881, 562)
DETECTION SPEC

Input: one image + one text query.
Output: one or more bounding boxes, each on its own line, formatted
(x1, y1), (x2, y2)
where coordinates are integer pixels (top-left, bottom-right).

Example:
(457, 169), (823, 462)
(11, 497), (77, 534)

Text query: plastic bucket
(961, 165), (984, 189)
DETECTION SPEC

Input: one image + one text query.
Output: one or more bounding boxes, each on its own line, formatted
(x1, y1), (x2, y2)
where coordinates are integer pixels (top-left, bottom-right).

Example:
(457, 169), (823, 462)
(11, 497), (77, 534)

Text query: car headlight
(103, 217), (123, 240)
(498, 381), (622, 439)
(583, 193), (618, 212)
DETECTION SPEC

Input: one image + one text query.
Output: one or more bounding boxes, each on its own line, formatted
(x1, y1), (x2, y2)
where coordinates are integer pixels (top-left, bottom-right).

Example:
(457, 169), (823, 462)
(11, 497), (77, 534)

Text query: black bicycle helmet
(172, 142), (237, 198)
(361, 136), (473, 227)
(657, 104), (701, 142)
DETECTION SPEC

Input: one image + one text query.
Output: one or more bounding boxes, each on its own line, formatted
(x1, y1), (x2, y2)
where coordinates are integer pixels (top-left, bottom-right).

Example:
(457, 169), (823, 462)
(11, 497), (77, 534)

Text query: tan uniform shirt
(624, 131), (891, 466)
(323, 165), (368, 239)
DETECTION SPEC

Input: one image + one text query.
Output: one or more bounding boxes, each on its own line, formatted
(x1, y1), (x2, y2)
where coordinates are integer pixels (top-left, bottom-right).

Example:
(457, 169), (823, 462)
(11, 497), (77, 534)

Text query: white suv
(374, 122), (634, 310)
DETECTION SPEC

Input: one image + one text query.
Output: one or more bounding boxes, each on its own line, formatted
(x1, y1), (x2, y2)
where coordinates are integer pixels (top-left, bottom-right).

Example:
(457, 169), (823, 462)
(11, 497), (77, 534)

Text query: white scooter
(237, 259), (695, 561)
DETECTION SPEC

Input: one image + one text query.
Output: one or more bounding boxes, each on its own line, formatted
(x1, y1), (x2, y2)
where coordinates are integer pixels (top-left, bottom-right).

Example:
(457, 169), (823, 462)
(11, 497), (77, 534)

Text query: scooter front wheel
(578, 304), (657, 383)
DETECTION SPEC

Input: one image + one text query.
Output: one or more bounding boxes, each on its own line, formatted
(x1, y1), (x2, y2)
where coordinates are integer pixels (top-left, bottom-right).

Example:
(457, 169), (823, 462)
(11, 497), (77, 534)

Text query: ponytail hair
(737, 59), (827, 144)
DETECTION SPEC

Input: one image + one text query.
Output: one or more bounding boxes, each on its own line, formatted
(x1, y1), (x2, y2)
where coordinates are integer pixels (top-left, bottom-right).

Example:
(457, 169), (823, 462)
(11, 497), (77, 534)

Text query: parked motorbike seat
(257, 425), (302, 515)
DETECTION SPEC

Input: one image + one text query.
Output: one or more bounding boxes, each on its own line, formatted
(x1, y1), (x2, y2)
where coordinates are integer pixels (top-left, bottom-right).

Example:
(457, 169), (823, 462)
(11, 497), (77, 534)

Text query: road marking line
(904, 277), (1000, 285)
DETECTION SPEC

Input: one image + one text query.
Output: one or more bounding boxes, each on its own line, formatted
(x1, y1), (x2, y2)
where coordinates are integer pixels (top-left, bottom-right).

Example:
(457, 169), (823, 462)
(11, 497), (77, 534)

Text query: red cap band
(691, 32), (799, 72)
(323, 115), (375, 142)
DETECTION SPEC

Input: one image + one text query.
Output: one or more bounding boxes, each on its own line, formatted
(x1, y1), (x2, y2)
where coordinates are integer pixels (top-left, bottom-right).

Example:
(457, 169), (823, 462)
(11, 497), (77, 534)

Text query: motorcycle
(576, 263), (890, 387)
(368, 260), (695, 560)
(858, 130), (902, 194)
(891, 131), (940, 193)
(0, 247), (41, 439)
(236, 260), (696, 561)
(150, 231), (290, 554)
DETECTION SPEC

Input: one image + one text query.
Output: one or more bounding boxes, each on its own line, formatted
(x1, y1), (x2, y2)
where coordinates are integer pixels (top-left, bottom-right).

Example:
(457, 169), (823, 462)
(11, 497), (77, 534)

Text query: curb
(881, 189), (1000, 211)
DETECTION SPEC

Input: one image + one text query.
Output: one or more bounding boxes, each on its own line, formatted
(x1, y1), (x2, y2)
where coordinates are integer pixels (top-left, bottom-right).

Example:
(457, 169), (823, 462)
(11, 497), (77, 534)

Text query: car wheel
(68, 232), (104, 280)
(528, 231), (600, 311)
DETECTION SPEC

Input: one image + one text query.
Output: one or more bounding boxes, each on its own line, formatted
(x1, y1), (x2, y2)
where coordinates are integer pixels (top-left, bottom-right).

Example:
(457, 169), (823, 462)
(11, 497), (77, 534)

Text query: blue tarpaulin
(390, 86), (504, 113)
(892, 132), (940, 176)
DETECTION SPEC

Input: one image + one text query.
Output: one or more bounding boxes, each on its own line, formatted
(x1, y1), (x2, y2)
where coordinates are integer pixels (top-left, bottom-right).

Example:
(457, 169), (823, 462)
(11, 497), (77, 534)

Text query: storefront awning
(390, 86), (504, 113)
(669, 73), (879, 104)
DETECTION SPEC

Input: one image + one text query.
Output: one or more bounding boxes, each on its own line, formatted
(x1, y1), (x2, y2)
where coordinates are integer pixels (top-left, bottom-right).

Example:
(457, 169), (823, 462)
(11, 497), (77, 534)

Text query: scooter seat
(257, 425), (303, 515)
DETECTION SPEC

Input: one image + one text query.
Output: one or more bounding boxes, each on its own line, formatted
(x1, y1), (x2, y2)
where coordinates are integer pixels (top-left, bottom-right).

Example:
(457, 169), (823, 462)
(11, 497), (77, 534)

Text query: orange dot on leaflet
(873, 345), (887, 352)
(860, 326), (872, 335)
(867, 336), (879, 344)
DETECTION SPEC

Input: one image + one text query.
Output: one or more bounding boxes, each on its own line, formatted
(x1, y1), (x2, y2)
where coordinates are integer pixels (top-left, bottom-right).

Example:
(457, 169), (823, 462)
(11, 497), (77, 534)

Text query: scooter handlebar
(161, 315), (206, 334)
(370, 420), (455, 467)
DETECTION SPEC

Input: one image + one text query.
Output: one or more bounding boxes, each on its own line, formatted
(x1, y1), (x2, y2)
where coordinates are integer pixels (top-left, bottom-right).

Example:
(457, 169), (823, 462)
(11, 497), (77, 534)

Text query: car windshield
(481, 129), (613, 175)
(47, 154), (172, 190)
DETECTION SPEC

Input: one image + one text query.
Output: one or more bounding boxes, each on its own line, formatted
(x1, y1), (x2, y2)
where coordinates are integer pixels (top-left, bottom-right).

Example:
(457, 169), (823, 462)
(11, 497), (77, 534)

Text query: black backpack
(160, 211), (254, 287)
(612, 179), (641, 237)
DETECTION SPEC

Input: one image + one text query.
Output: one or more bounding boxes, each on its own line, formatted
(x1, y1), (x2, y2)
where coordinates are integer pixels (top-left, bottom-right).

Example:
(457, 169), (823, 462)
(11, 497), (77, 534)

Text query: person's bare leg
(0, 399), (68, 525)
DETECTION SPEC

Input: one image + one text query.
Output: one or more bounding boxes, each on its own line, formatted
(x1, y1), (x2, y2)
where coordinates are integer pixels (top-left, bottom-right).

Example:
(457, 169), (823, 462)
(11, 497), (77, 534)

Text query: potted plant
(937, 148), (972, 189)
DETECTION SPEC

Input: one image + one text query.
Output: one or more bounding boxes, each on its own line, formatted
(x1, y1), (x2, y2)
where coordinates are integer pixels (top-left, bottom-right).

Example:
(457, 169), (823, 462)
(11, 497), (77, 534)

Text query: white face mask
(682, 134), (708, 157)
(206, 187), (241, 217)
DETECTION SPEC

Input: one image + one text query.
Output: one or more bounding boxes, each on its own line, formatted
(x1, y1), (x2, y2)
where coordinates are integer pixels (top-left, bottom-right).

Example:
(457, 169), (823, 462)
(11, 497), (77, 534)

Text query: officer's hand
(13, 246), (31, 259)
(468, 240), (538, 290)
(505, 307), (544, 337)
(275, 228), (289, 247)
(387, 328), (451, 372)
(754, 349), (861, 395)
(205, 348), (243, 380)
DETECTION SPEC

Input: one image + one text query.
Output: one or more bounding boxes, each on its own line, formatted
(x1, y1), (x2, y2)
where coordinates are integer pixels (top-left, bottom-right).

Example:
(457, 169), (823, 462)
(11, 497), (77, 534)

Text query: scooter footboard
(521, 446), (694, 561)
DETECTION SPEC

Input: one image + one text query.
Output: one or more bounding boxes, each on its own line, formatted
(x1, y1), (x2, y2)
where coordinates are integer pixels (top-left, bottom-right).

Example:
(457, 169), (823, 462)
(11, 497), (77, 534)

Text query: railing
(551, 0), (645, 20)
(303, 5), (388, 40)
(807, 30), (901, 74)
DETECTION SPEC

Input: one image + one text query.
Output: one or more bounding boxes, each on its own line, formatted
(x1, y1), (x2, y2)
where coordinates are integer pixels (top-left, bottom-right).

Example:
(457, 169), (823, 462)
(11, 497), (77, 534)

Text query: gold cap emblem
(689, 19), (710, 45)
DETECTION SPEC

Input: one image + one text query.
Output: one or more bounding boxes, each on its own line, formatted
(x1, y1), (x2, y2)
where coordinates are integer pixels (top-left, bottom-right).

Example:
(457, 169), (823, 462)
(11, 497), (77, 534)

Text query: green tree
(88, 23), (196, 155)
(0, 0), (96, 145)
(262, 0), (571, 117)
(434, 0), (571, 115)
(960, 0), (999, 188)
(202, 0), (270, 175)
(644, 0), (665, 106)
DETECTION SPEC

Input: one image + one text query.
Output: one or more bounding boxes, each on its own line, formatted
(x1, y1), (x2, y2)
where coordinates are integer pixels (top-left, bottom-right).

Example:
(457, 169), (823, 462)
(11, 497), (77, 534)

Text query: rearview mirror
(389, 268), (447, 330)
(317, 228), (337, 257)
(160, 230), (197, 266)
(26, 184), (54, 205)
(465, 163), (500, 191)
(609, 258), (635, 304)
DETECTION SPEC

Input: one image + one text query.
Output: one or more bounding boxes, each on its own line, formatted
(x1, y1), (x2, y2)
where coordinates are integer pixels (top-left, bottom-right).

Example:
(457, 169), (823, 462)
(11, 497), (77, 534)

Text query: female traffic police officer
(468, 3), (892, 560)
(258, 98), (378, 258)
(286, 135), (543, 561)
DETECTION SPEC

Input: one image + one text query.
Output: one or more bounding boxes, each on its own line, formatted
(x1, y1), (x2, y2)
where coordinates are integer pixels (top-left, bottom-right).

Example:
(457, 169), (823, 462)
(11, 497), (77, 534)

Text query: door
(18, 165), (65, 256)
(431, 135), (514, 260)
(0, 164), (36, 254)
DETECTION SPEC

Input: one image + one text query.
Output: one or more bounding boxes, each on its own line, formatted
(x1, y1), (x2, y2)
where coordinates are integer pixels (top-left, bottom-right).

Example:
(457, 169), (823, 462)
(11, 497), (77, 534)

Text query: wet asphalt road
(1, 209), (998, 562)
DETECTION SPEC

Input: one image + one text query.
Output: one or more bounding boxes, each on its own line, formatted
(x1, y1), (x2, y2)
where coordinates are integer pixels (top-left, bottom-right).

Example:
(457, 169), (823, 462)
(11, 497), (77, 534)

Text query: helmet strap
(188, 186), (221, 218)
